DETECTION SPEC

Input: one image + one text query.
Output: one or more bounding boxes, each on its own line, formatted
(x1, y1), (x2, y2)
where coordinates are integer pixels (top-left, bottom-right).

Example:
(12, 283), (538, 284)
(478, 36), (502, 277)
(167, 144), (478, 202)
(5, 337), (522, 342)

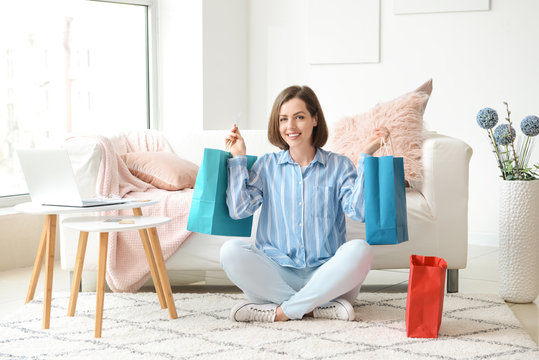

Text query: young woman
(221, 85), (389, 322)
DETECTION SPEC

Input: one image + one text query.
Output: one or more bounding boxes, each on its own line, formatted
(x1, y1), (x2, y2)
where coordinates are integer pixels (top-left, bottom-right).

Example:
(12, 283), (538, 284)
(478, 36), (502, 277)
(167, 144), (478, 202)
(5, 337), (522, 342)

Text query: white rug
(0, 292), (537, 360)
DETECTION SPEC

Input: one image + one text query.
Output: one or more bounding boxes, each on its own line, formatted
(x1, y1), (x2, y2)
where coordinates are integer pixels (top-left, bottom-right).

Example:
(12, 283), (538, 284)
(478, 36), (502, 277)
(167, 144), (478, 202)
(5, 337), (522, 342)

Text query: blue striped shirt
(226, 148), (367, 268)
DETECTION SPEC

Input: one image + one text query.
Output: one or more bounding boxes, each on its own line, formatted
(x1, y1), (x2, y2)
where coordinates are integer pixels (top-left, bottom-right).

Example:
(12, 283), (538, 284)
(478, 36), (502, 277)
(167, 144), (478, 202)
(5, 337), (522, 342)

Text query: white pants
(220, 239), (373, 320)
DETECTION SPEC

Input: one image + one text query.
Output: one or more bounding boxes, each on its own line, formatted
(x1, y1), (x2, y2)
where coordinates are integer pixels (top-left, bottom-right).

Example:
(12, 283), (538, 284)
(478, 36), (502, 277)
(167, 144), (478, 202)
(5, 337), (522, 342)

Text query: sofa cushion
(329, 79), (432, 181)
(120, 151), (199, 191)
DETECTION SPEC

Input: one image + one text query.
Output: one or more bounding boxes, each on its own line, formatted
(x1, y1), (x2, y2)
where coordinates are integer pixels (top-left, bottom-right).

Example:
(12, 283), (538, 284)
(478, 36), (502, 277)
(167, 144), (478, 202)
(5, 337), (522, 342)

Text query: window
(0, 0), (152, 202)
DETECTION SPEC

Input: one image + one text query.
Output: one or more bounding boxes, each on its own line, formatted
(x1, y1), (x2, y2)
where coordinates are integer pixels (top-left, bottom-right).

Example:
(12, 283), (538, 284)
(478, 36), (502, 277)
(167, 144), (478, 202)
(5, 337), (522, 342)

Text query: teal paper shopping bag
(187, 148), (257, 236)
(364, 155), (408, 245)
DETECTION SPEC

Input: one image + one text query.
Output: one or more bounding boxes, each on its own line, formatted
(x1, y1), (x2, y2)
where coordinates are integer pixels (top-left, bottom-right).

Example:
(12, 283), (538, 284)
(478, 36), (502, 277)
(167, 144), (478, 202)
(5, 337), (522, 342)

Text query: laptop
(17, 148), (129, 207)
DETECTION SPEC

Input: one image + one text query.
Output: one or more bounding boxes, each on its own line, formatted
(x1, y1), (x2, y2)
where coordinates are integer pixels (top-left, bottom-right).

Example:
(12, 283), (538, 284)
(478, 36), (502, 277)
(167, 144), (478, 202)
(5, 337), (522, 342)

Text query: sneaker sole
(230, 302), (256, 322)
(334, 299), (356, 321)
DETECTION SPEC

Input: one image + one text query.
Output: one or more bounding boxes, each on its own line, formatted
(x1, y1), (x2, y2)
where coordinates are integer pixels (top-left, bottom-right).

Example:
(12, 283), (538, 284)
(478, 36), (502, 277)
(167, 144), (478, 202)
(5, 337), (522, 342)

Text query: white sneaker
(313, 298), (356, 321)
(230, 302), (278, 322)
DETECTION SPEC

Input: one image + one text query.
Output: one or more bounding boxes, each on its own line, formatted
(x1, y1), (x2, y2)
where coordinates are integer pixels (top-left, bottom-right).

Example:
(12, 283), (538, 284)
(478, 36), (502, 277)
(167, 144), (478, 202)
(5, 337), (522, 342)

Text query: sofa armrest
(411, 131), (473, 268)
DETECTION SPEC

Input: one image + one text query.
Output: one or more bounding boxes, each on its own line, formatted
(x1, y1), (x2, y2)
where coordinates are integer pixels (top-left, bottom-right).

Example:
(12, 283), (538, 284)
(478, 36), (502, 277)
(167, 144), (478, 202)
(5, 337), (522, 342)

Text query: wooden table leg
(95, 232), (108, 338)
(25, 216), (48, 304)
(68, 231), (88, 316)
(147, 227), (178, 319)
(43, 214), (57, 329)
(132, 208), (166, 309)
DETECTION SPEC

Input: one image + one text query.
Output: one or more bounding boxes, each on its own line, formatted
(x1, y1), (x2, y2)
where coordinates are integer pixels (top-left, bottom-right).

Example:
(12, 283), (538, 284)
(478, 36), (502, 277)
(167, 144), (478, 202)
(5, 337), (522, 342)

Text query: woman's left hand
(362, 127), (390, 155)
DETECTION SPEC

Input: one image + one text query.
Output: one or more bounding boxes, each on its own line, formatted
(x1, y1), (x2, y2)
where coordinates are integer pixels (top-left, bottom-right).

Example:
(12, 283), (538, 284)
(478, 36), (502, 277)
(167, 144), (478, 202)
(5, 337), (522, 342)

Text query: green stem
(510, 139), (521, 179)
(505, 145), (509, 177)
(521, 136), (530, 169)
(504, 102), (521, 179)
(489, 129), (505, 179)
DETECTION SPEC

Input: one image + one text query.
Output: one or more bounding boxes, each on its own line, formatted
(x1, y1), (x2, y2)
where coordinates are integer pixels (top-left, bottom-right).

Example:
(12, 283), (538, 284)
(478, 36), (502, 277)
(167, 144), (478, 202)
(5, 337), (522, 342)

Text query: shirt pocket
(311, 185), (335, 219)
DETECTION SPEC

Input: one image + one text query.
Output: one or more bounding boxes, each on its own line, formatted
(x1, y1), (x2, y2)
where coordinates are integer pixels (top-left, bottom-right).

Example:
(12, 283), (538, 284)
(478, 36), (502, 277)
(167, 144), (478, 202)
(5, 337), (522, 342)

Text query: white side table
(14, 201), (157, 330)
(62, 215), (177, 338)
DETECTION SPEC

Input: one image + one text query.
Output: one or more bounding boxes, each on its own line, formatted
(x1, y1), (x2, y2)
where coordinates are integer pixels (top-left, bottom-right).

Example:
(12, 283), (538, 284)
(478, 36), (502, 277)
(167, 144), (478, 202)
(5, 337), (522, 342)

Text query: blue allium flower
(520, 115), (539, 137)
(476, 102), (538, 180)
(494, 124), (516, 145)
(476, 108), (499, 129)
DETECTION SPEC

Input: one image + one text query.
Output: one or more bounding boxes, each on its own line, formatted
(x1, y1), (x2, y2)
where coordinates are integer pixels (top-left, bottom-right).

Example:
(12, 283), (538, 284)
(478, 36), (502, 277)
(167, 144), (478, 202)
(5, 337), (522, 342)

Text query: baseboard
(468, 231), (499, 247)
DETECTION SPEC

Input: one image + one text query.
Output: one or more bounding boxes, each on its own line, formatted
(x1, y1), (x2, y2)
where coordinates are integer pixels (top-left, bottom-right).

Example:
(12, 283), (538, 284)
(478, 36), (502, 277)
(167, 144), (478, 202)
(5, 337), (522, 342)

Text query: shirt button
(300, 223), (303, 227)
(299, 181), (302, 185)
(299, 202), (302, 205)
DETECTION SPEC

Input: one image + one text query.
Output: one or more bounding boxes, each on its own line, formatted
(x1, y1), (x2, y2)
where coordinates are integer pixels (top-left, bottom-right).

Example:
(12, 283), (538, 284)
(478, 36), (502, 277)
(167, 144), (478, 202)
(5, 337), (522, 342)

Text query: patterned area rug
(0, 292), (537, 359)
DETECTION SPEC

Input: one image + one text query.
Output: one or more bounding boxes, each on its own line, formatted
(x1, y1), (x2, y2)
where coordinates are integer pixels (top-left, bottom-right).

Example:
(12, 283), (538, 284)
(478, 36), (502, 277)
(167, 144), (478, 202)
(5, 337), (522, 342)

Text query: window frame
(0, 0), (158, 208)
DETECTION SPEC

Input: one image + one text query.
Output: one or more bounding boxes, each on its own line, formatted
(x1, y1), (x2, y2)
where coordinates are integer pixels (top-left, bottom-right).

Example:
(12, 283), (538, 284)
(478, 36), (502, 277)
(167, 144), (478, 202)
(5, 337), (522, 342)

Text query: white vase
(498, 180), (539, 303)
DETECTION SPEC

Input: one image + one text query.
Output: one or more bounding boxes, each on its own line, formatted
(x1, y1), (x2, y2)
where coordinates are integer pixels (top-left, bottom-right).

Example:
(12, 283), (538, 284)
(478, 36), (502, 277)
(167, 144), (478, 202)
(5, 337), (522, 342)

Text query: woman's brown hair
(267, 85), (328, 150)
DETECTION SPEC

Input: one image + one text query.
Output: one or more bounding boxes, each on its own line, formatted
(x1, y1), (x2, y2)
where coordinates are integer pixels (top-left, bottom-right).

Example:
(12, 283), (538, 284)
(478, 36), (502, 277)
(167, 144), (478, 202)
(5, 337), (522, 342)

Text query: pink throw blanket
(66, 130), (193, 292)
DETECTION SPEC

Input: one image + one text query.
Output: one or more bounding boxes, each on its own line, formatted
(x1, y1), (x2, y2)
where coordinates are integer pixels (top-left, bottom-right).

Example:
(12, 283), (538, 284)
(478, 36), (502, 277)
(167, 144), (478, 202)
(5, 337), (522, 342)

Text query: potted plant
(476, 103), (539, 303)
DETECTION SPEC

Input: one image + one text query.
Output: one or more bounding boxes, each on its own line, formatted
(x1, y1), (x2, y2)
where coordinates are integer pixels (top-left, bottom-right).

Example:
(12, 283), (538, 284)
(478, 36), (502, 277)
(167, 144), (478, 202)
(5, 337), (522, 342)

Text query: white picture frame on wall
(394, 0), (490, 15)
(308, 0), (380, 65)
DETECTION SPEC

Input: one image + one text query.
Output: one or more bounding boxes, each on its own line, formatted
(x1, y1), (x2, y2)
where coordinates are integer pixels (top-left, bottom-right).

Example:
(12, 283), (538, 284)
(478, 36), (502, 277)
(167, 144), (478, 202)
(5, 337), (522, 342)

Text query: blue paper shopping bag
(364, 155), (408, 245)
(187, 148), (257, 236)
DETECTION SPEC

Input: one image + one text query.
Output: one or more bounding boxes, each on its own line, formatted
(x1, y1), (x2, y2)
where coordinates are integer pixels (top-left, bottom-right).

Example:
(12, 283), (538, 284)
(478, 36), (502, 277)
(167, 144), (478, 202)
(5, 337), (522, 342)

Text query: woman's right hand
(225, 124), (247, 157)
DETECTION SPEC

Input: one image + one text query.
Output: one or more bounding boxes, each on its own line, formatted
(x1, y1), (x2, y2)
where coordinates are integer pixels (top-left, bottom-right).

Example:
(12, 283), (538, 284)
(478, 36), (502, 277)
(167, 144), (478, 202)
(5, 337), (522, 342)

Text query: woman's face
(278, 97), (318, 151)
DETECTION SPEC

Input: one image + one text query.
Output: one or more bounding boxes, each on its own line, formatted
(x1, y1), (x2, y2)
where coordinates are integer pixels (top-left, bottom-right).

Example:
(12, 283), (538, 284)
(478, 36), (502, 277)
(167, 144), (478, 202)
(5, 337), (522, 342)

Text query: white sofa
(60, 129), (472, 292)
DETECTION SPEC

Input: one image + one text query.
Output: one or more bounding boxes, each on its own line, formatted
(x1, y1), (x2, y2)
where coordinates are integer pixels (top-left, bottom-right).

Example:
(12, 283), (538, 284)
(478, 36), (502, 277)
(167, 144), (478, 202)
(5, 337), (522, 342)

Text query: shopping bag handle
(380, 135), (395, 156)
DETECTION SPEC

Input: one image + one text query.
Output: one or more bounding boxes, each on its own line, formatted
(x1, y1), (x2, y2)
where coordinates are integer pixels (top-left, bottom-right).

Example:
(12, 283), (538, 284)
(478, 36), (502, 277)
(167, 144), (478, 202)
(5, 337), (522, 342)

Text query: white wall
(157, 0), (203, 134)
(158, 0), (248, 132)
(0, 213), (51, 270)
(241, 0), (539, 245)
(203, 0), (248, 130)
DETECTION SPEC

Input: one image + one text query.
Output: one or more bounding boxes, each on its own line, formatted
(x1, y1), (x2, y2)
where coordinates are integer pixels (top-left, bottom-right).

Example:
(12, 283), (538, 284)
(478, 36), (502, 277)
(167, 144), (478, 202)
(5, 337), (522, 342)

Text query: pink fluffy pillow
(330, 79), (432, 181)
(121, 152), (199, 191)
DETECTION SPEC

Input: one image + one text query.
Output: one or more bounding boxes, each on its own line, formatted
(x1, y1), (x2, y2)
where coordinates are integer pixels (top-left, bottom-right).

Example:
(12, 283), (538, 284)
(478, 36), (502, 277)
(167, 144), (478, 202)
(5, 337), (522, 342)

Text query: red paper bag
(405, 255), (447, 338)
